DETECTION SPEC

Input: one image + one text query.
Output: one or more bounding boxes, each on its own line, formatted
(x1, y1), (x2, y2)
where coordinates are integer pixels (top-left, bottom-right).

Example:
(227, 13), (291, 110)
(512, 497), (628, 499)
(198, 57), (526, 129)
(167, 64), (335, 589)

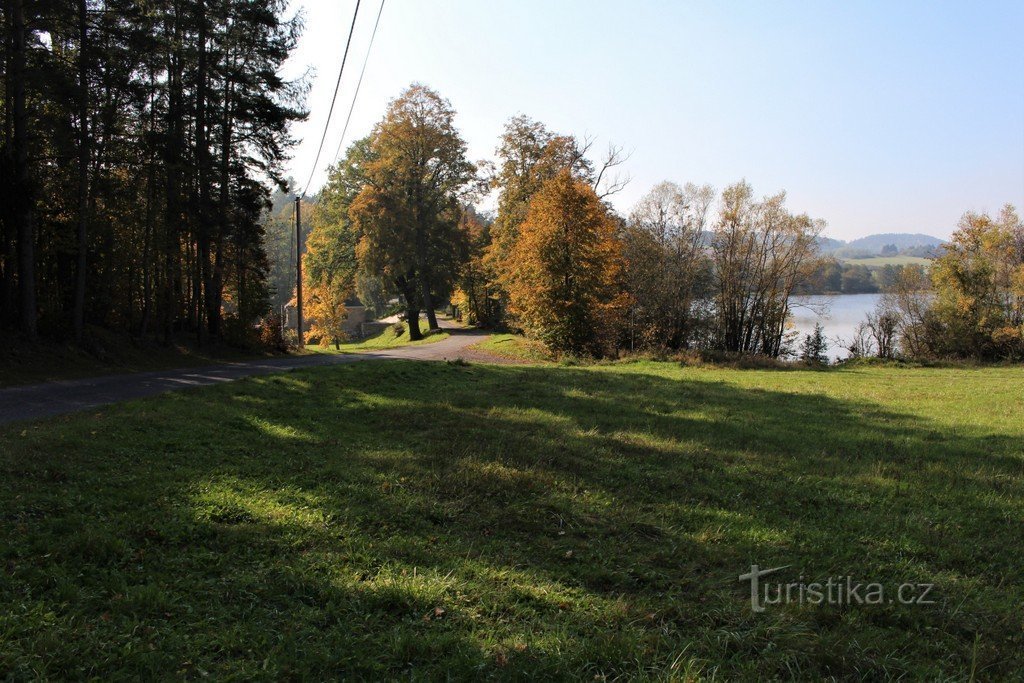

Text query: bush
(257, 313), (290, 353)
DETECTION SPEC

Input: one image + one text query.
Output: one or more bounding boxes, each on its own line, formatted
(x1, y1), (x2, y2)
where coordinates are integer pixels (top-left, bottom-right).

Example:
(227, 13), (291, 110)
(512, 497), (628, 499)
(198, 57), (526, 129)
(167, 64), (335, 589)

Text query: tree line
(307, 84), (1022, 362)
(305, 84), (827, 359)
(0, 0), (304, 347)
(850, 207), (1024, 361)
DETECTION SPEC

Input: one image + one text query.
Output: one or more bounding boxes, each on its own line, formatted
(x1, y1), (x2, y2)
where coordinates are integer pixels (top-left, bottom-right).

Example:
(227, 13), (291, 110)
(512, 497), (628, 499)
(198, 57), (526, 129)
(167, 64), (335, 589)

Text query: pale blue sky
(284, 0), (1024, 240)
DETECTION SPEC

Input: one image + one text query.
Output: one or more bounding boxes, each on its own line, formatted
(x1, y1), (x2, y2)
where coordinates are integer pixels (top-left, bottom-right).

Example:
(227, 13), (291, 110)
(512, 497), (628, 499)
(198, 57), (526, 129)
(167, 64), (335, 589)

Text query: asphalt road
(0, 326), (488, 426)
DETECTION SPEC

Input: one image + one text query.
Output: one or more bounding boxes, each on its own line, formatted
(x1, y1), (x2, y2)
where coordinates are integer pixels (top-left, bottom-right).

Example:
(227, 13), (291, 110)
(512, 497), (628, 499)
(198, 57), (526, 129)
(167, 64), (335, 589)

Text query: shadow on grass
(1, 361), (1021, 679)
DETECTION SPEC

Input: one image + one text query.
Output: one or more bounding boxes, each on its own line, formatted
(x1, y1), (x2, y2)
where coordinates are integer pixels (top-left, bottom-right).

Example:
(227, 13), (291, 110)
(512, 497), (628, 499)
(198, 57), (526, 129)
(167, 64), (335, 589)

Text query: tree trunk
(162, 1), (183, 345)
(210, 70), (233, 339)
(397, 274), (422, 340)
(419, 268), (439, 331)
(194, 0), (211, 345)
(73, 0), (89, 344)
(414, 209), (439, 331)
(11, 0), (36, 340)
(406, 304), (423, 340)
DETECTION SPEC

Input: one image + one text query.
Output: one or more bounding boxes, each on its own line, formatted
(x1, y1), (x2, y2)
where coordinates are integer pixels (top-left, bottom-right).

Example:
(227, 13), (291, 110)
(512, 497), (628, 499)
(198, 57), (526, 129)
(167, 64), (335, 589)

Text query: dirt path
(0, 325), (495, 426)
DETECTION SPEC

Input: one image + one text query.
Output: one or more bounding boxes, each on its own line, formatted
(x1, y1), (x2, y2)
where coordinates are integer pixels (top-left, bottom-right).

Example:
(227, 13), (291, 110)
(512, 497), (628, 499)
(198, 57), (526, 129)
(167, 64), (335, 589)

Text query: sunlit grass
(306, 321), (450, 354)
(1, 360), (1021, 678)
(471, 332), (552, 362)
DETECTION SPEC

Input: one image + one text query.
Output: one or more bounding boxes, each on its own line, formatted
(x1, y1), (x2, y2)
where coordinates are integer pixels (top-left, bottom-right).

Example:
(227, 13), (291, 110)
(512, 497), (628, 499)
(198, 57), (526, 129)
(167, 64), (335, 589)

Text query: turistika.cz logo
(738, 564), (936, 613)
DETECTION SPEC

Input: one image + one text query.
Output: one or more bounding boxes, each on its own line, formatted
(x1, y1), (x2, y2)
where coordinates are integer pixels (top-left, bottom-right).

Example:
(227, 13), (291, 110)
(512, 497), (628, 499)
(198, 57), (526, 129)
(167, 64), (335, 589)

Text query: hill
(847, 233), (945, 252)
(817, 232), (945, 259)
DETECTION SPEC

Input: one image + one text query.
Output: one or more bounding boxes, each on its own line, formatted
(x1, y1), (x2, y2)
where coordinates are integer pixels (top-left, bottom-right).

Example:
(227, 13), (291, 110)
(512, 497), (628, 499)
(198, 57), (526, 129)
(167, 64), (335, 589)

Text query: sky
(282, 0), (1024, 241)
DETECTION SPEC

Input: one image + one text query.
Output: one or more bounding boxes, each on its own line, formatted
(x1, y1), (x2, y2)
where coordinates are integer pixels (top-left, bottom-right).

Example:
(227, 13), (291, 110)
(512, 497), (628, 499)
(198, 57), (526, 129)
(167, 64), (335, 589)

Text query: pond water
(788, 293), (882, 361)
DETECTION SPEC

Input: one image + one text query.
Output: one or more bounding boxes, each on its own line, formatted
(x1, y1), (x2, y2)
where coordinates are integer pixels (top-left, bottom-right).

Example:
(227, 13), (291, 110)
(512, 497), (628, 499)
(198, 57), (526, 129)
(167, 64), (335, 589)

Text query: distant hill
(847, 233), (945, 252)
(815, 236), (846, 254)
(816, 232), (945, 259)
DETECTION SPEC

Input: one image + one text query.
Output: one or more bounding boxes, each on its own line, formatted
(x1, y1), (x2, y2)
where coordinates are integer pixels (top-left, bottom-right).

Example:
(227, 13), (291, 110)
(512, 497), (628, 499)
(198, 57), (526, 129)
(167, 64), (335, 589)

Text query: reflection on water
(788, 294), (882, 361)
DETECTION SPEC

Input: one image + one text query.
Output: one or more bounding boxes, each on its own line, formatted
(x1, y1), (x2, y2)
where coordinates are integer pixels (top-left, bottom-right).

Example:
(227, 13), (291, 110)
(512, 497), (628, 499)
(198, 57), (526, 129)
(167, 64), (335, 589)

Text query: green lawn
(1, 361), (1021, 678)
(307, 321), (449, 354)
(470, 332), (553, 362)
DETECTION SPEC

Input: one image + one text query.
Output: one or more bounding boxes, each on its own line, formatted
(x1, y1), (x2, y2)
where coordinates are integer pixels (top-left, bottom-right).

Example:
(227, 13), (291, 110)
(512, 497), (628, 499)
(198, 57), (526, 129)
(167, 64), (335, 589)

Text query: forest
(0, 0), (303, 347)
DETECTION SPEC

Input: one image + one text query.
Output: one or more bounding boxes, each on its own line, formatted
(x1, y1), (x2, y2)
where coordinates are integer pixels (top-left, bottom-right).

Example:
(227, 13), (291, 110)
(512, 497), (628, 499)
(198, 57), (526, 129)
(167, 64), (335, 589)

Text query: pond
(788, 293), (883, 361)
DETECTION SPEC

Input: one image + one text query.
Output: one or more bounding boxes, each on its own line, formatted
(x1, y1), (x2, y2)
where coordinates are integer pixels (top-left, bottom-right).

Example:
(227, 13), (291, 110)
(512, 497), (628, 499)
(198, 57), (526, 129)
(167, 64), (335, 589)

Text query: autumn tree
(928, 205), (1023, 359)
(304, 283), (348, 349)
(486, 116), (629, 325)
(349, 85), (475, 339)
(488, 116), (589, 268)
(622, 181), (714, 350)
(503, 170), (626, 357)
(452, 207), (500, 326)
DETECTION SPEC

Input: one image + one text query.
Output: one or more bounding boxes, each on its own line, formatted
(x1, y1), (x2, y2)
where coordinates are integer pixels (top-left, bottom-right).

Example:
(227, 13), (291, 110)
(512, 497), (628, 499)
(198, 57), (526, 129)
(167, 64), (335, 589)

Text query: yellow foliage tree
(503, 170), (627, 357)
(929, 204), (1023, 358)
(304, 282), (349, 350)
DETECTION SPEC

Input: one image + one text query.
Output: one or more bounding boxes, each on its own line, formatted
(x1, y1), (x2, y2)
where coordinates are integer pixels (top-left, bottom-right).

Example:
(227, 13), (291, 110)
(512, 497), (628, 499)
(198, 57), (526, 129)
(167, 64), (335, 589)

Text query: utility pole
(294, 196), (303, 348)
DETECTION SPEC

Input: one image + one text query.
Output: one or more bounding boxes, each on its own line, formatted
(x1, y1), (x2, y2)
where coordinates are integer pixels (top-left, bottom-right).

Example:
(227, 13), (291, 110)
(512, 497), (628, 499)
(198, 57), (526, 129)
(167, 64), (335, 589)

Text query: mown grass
(307, 322), (449, 354)
(1, 361), (1021, 679)
(471, 333), (553, 362)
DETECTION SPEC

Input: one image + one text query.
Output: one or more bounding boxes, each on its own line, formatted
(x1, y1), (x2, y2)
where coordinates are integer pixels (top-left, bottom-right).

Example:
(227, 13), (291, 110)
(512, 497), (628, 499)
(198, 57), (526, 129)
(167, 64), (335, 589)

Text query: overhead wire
(300, 0), (362, 197)
(331, 0), (386, 165)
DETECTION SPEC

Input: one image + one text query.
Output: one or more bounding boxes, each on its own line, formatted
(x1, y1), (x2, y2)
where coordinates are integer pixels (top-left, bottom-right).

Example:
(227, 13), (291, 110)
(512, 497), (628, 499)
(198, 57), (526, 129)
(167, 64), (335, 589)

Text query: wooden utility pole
(294, 196), (303, 347)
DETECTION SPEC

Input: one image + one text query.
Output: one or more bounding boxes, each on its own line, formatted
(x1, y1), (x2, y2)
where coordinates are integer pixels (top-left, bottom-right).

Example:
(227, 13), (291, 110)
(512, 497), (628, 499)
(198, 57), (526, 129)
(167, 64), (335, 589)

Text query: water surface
(788, 293), (882, 361)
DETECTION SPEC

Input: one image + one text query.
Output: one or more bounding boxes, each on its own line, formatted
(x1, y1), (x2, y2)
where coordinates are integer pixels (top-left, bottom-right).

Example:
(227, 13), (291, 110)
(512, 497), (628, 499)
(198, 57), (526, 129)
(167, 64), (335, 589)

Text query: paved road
(0, 325), (489, 426)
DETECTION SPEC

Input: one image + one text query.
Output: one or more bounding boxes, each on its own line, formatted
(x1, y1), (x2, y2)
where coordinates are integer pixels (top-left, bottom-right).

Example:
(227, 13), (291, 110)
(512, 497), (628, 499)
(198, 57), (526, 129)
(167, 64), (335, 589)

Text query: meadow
(1, 359), (1021, 679)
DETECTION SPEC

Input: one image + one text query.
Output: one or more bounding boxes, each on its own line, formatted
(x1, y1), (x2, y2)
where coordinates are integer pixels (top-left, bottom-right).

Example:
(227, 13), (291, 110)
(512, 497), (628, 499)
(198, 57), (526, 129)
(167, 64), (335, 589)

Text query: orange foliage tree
(503, 170), (627, 356)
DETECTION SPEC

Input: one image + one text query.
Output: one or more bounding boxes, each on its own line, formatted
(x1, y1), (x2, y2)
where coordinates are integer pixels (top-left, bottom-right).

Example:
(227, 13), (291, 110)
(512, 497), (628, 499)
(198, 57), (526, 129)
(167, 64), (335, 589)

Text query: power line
(301, 0), (361, 198)
(332, 0), (385, 165)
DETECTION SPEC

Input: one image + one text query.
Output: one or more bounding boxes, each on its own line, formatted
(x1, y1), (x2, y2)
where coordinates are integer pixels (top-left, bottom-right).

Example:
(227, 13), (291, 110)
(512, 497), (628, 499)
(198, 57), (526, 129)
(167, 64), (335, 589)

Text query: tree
(486, 115), (629, 327)
(487, 116), (590, 269)
(503, 170), (626, 357)
(622, 181), (714, 350)
(881, 264), (935, 359)
(304, 283), (348, 349)
(452, 207), (500, 326)
(350, 85), (475, 338)
(866, 305), (899, 358)
(712, 182), (823, 356)
(841, 264), (877, 293)
(800, 323), (829, 365)
(302, 139), (368, 330)
(928, 205), (1023, 359)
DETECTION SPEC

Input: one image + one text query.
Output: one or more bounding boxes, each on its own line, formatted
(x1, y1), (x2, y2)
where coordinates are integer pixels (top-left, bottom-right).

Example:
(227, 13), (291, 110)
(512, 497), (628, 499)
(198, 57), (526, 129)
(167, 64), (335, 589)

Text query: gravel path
(0, 324), (494, 426)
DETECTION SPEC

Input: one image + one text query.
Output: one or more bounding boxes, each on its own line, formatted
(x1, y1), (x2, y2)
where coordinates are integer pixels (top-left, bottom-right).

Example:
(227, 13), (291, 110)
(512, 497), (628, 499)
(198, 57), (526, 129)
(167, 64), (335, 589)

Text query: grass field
(1, 360), (1022, 678)
(470, 332), (553, 362)
(839, 255), (933, 267)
